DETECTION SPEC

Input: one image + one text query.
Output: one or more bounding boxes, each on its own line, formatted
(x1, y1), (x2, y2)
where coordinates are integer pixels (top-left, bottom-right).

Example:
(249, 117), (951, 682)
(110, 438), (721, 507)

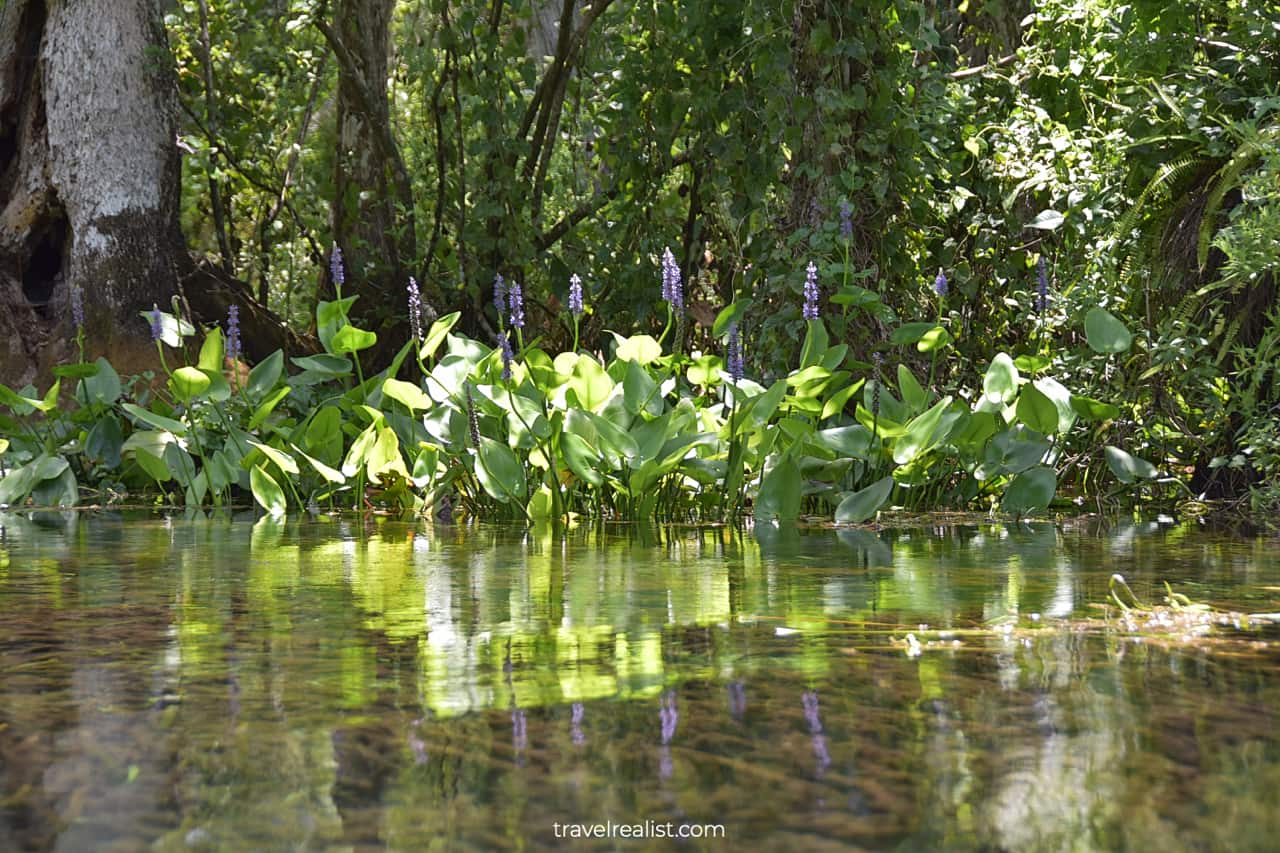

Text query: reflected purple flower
(728, 681), (747, 720)
(512, 708), (527, 754)
(803, 689), (832, 776)
(803, 262), (820, 320)
(660, 689), (679, 744)
(571, 702), (585, 746)
(409, 719), (428, 765)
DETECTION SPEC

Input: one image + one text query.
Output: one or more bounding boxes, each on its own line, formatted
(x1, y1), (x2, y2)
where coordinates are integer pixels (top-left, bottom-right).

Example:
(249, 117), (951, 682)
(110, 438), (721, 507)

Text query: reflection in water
(0, 513), (1279, 850)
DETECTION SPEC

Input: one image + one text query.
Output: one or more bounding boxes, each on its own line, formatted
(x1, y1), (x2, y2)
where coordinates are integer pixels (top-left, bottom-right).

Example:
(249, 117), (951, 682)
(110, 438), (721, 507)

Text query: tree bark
(0, 0), (186, 384)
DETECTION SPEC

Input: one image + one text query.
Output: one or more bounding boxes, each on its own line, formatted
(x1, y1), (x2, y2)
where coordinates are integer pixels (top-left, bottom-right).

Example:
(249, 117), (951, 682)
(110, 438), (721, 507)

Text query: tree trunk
(324, 0), (435, 359)
(0, 0), (185, 384)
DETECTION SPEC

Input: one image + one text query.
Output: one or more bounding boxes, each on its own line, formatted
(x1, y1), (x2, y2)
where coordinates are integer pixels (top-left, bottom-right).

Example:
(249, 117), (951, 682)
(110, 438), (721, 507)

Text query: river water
(1, 513), (1278, 850)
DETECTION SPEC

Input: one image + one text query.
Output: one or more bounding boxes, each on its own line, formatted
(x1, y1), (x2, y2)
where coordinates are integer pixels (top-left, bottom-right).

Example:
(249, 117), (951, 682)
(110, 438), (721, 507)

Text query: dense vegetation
(1, 0), (1276, 523)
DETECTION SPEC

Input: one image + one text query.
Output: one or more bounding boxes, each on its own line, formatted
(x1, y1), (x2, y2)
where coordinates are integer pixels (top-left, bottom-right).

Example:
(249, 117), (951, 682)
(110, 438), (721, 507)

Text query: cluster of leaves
(1, 258), (1160, 523)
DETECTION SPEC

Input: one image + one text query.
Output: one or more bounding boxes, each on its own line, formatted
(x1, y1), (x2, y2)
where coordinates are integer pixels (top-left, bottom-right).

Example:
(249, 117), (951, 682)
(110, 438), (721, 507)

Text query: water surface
(2, 513), (1279, 851)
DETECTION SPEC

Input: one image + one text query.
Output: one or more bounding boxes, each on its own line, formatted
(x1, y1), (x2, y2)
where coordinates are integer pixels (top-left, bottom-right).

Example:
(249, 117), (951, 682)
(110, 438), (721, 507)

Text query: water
(1, 513), (1279, 851)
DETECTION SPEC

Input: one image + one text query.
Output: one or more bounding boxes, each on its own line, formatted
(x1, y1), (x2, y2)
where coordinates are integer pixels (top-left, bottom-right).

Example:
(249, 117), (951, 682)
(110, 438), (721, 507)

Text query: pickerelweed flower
(660, 690), (679, 744)
(407, 277), (423, 341)
(839, 200), (853, 242)
(727, 322), (744, 382)
(803, 261), (820, 320)
(70, 283), (84, 331)
(571, 702), (586, 746)
(465, 384), (480, 447)
(661, 247), (683, 310)
(226, 304), (242, 363)
(1037, 256), (1049, 314)
(872, 352), (884, 418)
(493, 273), (506, 323)
(149, 305), (164, 343)
(508, 280), (525, 329)
(568, 274), (584, 316)
(330, 244), (345, 290)
(500, 332), (514, 381)
(934, 268), (948, 297)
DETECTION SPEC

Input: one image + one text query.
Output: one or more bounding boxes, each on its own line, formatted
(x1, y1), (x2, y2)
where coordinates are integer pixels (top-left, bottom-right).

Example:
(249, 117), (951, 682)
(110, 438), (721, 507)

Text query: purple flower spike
(407, 277), (423, 341)
(661, 248), (683, 311)
(493, 273), (507, 324)
(508, 281), (525, 329)
(568, 274), (584, 316)
(500, 332), (514, 381)
(1036, 257), (1049, 314)
(226, 305), (242, 362)
(839, 201), (853, 242)
(727, 322), (744, 382)
(803, 261), (820, 320)
(330, 244), (345, 289)
(659, 689), (679, 744)
(149, 305), (164, 343)
(933, 268), (948, 297)
(70, 283), (85, 331)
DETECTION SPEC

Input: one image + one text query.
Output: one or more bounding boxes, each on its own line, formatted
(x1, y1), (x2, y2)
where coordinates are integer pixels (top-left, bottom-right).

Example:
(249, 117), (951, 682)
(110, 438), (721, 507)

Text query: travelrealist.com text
(552, 821), (726, 840)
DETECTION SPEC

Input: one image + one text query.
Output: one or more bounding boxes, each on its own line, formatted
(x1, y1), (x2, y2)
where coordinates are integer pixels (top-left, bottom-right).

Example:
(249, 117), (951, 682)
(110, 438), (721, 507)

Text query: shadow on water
(1, 512), (1279, 850)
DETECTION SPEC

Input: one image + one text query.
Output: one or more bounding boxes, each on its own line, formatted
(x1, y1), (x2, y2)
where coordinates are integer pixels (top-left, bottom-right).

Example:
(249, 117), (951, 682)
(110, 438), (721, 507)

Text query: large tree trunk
(0, 0), (185, 384)
(322, 0), (437, 360)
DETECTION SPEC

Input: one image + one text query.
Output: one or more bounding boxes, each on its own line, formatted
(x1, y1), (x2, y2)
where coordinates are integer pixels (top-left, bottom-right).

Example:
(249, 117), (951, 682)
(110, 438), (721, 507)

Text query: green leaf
(246, 349), (284, 400)
(560, 431), (604, 487)
(817, 425), (875, 458)
(982, 353), (1020, 405)
(170, 366), (211, 402)
(1104, 446), (1158, 484)
(82, 358), (121, 406)
(798, 320), (829, 369)
(1027, 209), (1065, 231)
(247, 440), (299, 476)
(246, 386), (291, 430)
(139, 309), (195, 347)
(250, 464), (287, 515)
(755, 453), (802, 522)
(820, 378), (864, 420)
(623, 359), (662, 416)
(420, 311), (461, 362)
(686, 355), (722, 387)
(332, 324), (377, 354)
(612, 333), (663, 365)
(891, 322), (940, 345)
(291, 354), (352, 375)
(475, 436), (525, 502)
(84, 415), (124, 468)
(917, 325), (953, 353)
(1015, 382), (1058, 434)
(198, 326), (225, 371)
(893, 396), (955, 465)
(292, 444), (346, 484)
(1070, 395), (1120, 421)
(1084, 308), (1132, 354)
(52, 363), (100, 379)
(713, 299), (753, 336)
(367, 426), (410, 484)
(1002, 465), (1056, 514)
(121, 402), (187, 435)
(834, 475), (895, 523)
(30, 466), (78, 508)
(383, 377), (433, 412)
(316, 296), (358, 354)
(568, 355), (614, 412)
(897, 365), (928, 414)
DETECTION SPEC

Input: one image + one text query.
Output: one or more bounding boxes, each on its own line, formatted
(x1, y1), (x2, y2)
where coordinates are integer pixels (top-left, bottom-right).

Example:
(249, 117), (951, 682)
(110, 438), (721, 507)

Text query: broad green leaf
(1070, 395), (1120, 421)
(332, 324), (377, 354)
(367, 426), (410, 484)
(820, 378), (865, 420)
(475, 436), (525, 502)
(686, 355), (722, 387)
(897, 365), (928, 414)
(420, 311), (461, 362)
(383, 377), (433, 412)
(170, 366), (211, 402)
(305, 406), (344, 464)
(250, 464), (287, 515)
(612, 333), (663, 365)
(1033, 377), (1077, 433)
(834, 475), (895, 523)
(799, 320), (829, 369)
(246, 349), (284, 400)
(139, 309), (195, 347)
(712, 299), (753, 336)
(917, 325), (953, 353)
(1002, 465), (1056, 513)
(30, 466), (77, 507)
(623, 359), (662, 416)
(1104, 446), (1158, 483)
(817, 424), (875, 459)
(52, 363), (99, 379)
(198, 326), (225, 371)
(569, 355), (613, 412)
(982, 352), (1020, 405)
(1027, 209), (1065, 231)
(247, 440), (299, 476)
(292, 444), (346, 484)
(893, 396), (955, 465)
(982, 428), (1050, 476)
(1015, 382), (1058, 434)
(82, 358), (121, 406)
(1084, 308), (1132, 354)
(560, 431), (604, 487)
(755, 453), (801, 522)
(291, 354), (352, 375)
(891, 322), (940, 345)
(246, 386), (291, 430)
(316, 296), (358, 353)
(84, 415), (124, 467)
(121, 402), (186, 435)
